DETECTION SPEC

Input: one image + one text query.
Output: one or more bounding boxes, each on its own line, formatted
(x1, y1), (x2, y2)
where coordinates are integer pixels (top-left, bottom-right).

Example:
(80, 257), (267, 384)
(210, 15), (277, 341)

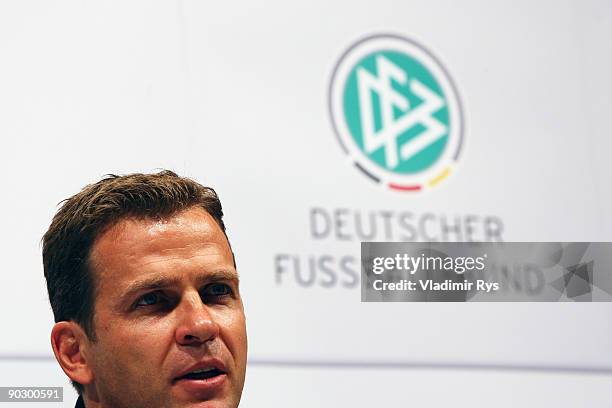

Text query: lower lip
(174, 373), (227, 396)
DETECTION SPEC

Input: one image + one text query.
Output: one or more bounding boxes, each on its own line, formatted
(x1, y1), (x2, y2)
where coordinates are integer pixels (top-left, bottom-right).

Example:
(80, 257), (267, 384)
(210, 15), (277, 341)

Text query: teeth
(190, 367), (215, 374)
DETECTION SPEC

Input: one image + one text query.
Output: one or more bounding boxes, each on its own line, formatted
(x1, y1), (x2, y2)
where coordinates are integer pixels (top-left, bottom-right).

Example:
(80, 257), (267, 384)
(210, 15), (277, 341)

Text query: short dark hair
(42, 170), (230, 391)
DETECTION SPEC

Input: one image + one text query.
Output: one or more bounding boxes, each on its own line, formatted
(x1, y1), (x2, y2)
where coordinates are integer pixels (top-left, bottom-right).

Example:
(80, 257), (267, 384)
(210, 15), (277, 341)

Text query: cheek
(215, 308), (248, 359)
(87, 318), (177, 406)
(92, 316), (176, 373)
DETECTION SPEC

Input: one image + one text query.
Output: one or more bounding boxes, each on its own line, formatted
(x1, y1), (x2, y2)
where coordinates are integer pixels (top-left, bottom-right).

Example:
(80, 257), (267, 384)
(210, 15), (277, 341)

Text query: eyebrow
(121, 270), (239, 301)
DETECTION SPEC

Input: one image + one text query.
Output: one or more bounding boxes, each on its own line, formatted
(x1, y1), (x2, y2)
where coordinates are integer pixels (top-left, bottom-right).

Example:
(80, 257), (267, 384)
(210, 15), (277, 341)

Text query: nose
(175, 291), (219, 346)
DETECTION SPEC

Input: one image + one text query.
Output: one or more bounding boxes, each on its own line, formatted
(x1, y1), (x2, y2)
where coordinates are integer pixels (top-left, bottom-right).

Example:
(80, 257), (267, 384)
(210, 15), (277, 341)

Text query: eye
(135, 292), (164, 307)
(203, 283), (232, 298)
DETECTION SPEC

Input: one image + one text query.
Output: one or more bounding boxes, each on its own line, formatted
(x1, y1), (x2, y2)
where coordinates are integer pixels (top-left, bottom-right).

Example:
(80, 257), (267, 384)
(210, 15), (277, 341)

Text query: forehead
(89, 207), (234, 292)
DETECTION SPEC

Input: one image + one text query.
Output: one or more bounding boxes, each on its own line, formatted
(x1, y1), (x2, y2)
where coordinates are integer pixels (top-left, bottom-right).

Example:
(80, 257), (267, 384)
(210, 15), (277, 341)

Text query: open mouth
(177, 367), (225, 381)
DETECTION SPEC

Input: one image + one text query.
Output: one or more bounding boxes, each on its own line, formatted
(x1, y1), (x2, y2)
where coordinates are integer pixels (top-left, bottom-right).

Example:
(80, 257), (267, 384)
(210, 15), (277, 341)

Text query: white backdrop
(1, 0), (611, 406)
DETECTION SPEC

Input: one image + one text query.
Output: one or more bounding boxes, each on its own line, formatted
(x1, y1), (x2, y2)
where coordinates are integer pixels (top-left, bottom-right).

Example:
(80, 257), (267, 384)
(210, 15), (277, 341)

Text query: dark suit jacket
(75, 395), (85, 407)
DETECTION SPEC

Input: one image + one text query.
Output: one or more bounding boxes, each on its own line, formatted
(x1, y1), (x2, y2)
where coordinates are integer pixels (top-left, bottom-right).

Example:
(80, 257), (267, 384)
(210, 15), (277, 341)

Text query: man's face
(85, 207), (247, 408)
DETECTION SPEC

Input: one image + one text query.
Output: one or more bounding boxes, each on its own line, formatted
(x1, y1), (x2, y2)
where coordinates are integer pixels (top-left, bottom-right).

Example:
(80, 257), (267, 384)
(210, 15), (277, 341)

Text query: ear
(50, 321), (94, 386)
